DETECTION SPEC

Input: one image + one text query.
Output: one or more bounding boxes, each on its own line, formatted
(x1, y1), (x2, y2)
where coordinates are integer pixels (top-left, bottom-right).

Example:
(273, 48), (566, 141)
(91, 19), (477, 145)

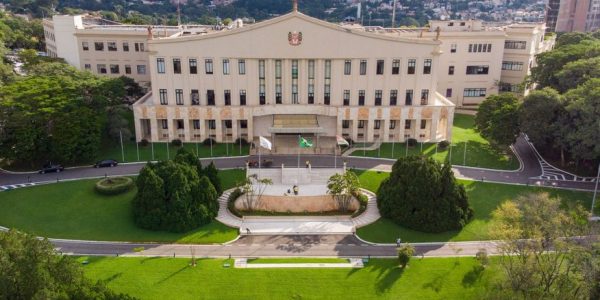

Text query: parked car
(94, 159), (118, 168)
(38, 163), (64, 174)
(248, 159), (273, 168)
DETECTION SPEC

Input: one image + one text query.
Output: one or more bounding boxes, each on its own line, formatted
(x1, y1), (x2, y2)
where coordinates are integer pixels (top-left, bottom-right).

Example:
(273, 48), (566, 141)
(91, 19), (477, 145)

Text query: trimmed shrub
(171, 139), (182, 147)
(351, 190), (369, 217)
(94, 177), (134, 195)
(234, 137), (249, 146)
(407, 138), (417, 147)
(139, 139), (149, 147)
(397, 244), (415, 268)
(438, 140), (450, 150)
(202, 138), (216, 146)
(227, 187), (244, 218)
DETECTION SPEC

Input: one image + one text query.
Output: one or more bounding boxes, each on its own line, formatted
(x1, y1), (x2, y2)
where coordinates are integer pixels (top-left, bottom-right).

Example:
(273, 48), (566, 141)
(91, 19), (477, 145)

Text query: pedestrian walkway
(352, 189), (381, 228)
(233, 258), (364, 268)
(241, 216), (356, 235)
(215, 190), (243, 228)
(0, 182), (36, 192)
(342, 139), (382, 157)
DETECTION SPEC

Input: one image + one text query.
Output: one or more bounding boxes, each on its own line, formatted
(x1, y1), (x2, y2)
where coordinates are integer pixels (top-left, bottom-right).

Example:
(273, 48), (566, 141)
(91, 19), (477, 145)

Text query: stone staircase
(247, 167), (344, 185)
(215, 190), (243, 228)
(351, 189), (381, 228)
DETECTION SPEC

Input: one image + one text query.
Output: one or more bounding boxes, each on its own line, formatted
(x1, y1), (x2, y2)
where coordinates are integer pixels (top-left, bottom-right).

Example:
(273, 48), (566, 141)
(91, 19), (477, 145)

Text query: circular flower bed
(94, 177), (134, 196)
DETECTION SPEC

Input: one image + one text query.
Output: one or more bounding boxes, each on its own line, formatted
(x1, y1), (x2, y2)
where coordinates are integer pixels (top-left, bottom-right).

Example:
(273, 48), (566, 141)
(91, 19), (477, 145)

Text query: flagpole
(258, 143), (261, 179)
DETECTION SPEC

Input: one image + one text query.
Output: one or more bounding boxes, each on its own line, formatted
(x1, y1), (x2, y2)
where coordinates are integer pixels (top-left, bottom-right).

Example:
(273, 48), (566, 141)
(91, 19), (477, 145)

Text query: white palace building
(132, 8), (456, 154)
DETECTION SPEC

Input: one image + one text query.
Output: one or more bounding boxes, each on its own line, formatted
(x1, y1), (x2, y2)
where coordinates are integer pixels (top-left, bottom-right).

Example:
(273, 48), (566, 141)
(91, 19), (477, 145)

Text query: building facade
(555, 0), (600, 32)
(133, 11), (455, 154)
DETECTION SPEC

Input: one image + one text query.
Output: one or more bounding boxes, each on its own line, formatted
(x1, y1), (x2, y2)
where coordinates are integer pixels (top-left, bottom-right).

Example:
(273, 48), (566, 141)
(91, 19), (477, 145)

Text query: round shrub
(171, 139), (182, 147)
(438, 140), (450, 150)
(407, 138), (417, 147)
(95, 177), (134, 195)
(139, 139), (149, 147)
(202, 138), (216, 146)
(234, 137), (249, 146)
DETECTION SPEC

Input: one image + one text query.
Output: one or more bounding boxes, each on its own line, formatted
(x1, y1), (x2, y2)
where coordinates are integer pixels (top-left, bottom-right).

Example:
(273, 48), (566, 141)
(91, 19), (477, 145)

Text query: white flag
(259, 136), (272, 150)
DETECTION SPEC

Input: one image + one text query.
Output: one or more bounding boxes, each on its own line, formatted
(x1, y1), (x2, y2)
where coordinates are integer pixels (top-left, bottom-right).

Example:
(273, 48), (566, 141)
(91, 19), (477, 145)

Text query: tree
(397, 243), (415, 268)
(132, 166), (165, 230)
(240, 174), (272, 210)
(327, 171), (360, 212)
(0, 230), (135, 299)
(475, 93), (520, 147)
(562, 78), (600, 162)
(518, 88), (563, 148)
(377, 156), (473, 233)
(202, 162), (223, 196)
(489, 193), (598, 299)
(555, 56), (600, 93)
(556, 32), (595, 47)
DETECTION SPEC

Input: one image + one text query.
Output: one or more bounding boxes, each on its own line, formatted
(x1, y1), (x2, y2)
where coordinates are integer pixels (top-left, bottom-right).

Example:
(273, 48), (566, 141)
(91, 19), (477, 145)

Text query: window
(358, 90), (365, 106)
(358, 120), (365, 129)
(463, 88), (487, 97)
(343, 90), (350, 106)
(450, 43), (457, 53)
(404, 120), (411, 129)
(420, 120), (427, 129)
(259, 60), (266, 105)
(448, 66), (455, 75)
(191, 89), (199, 105)
(502, 61), (523, 71)
(466, 65), (489, 75)
(499, 83), (520, 92)
(240, 120), (248, 129)
(224, 90), (231, 106)
(374, 120), (381, 130)
(134, 42), (144, 52)
(342, 120), (350, 129)
(421, 89), (429, 105)
(161, 120), (168, 129)
(108, 42), (117, 51)
(392, 59), (400, 74)
(407, 59), (416, 74)
(448, 22), (454, 26)
(82, 41), (89, 51)
(446, 88), (452, 97)
(193, 120), (200, 130)
(94, 42), (104, 51)
(423, 59), (432, 74)
(123, 42), (129, 52)
(157, 58), (165, 74)
(223, 59), (230, 75)
(238, 59), (245, 75)
(173, 58), (181, 74)
(405, 90), (413, 105)
(275, 60), (282, 104)
(159, 89), (168, 105)
(469, 43), (493, 52)
(175, 120), (183, 131)
(84, 64), (91, 70)
(308, 60), (315, 104)
(224, 120), (232, 129)
(125, 65), (131, 74)
(110, 64), (120, 74)
(175, 89), (183, 105)
(374, 90), (382, 106)
(324, 60), (331, 105)
(376, 60), (384, 75)
(390, 120), (396, 129)
(239, 90), (246, 106)
(208, 120), (216, 130)
(189, 59), (197, 74)
(344, 60), (351, 75)
(360, 60), (367, 75)
(137, 65), (146, 75)
(292, 59), (299, 104)
(207, 90), (215, 105)
(390, 90), (398, 106)
(205, 59), (213, 74)
(505, 40), (526, 49)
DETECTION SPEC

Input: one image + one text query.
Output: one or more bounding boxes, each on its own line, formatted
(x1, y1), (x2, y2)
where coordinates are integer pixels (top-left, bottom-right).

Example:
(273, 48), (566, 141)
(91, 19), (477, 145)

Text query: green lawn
(353, 170), (595, 243)
(80, 256), (501, 299)
(0, 169), (246, 243)
(352, 114), (519, 170)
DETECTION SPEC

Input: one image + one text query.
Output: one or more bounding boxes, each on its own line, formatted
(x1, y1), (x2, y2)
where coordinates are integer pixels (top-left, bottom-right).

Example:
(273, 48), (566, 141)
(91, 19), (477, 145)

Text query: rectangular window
(469, 44), (473, 52)
(420, 120), (427, 129)
(173, 58), (181, 74)
(499, 83), (520, 93)
(344, 60), (351, 75)
(463, 88), (487, 97)
(159, 89), (168, 105)
(446, 88), (452, 97)
(342, 120), (350, 129)
(343, 90), (350, 106)
(125, 65), (131, 74)
(358, 120), (365, 129)
(137, 65), (146, 75)
(308, 60), (315, 104)
(259, 59), (266, 105)
(191, 89), (199, 105)
(110, 64), (120, 74)
(161, 120), (168, 129)
(275, 60), (282, 104)
(238, 59), (246, 75)
(94, 42), (104, 51)
(82, 41), (89, 51)
(224, 120), (232, 129)
(405, 90), (413, 105)
(405, 120), (411, 129)
(392, 59), (400, 74)
(390, 120), (396, 129)
(205, 59), (213, 74)
(501, 61), (524, 71)
(84, 64), (91, 70)
(157, 58), (165, 74)
(193, 120), (200, 130)
(488, 43), (492, 52)
(175, 120), (182, 130)
(189, 59), (197, 74)
(450, 43), (457, 53)
(134, 42), (144, 52)
(390, 90), (398, 106)
(223, 59), (230, 75)
(466, 65), (489, 75)
(448, 66), (455, 75)
(358, 90), (365, 106)
(239, 90), (246, 106)
(224, 90), (231, 106)
(421, 89), (429, 105)
(240, 120), (248, 129)
(292, 59), (299, 104)
(208, 120), (216, 130)
(360, 60), (367, 75)
(423, 59), (432, 74)
(123, 42), (129, 52)
(207, 90), (215, 105)
(175, 89), (183, 105)
(374, 120), (381, 130)
(324, 60), (331, 105)
(505, 40), (527, 49)
(107, 42), (117, 51)
(407, 59), (416, 74)
(376, 60), (384, 75)
(374, 90), (382, 106)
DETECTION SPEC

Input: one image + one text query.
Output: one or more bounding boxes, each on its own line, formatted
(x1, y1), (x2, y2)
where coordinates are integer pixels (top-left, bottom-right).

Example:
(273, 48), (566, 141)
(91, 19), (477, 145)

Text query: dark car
(38, 164), (64, 174)
(94, 159), (118, 168)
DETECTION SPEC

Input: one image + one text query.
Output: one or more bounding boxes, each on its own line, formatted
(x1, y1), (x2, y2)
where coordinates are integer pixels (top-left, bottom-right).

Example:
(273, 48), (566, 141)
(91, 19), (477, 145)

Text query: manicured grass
(353, 170), (595, 243)
(0, 169), (246, 243)
(352, 114), (519, 170)
(247, 258), (349, 264)
(80, 256), (500, 299)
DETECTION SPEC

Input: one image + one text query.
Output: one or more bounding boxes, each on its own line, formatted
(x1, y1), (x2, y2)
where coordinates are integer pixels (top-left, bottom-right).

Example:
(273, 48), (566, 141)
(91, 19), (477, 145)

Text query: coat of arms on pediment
(288, 31), (302, 46)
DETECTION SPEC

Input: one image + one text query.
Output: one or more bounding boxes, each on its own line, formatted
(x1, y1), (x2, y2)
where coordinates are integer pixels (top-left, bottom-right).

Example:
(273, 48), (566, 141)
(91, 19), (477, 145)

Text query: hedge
(95, 177), (134, 195)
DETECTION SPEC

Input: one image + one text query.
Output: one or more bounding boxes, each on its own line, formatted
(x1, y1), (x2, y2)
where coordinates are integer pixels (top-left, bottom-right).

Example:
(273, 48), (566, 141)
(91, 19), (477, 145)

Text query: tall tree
(519, 88), (563, 148)
(475, 93), (521, 148)
(202, 161), (222, 196)
(556, 56), (600, 93)
(563, 78), (600, 162)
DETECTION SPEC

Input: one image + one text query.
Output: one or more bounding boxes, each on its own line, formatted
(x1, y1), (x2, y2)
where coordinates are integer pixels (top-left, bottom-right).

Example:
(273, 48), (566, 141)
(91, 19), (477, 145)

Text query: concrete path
(352, 189), (381, 228)
(241, 216), (355, 235)
(215, 190), (243, 229)
(342, 139), (382, 157)
(233, 258), (364, 268)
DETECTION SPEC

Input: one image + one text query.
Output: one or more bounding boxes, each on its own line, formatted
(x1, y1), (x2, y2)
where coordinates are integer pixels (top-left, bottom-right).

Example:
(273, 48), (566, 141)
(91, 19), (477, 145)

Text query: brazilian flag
(298, 135), (313, 148)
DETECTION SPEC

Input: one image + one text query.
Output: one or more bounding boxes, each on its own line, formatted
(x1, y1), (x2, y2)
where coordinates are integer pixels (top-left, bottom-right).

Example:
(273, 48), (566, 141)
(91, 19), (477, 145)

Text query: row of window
(468, 43), (493, 53)
(343, 59), (432, 75)
(156, 88), (431, 106)
(82, 41), (145, 52)
(504, 40), (527, 50)
(501, 61), (524, 71)
(447, 65), (490, 75)
(159, 119), (248, 130)
(85, 63), (146, 75)
(342, 119), (428, 130)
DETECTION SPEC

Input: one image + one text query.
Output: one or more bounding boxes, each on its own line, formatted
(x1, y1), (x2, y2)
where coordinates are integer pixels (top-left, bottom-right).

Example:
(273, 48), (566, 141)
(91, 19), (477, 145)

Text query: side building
(132, 11), (455, 154)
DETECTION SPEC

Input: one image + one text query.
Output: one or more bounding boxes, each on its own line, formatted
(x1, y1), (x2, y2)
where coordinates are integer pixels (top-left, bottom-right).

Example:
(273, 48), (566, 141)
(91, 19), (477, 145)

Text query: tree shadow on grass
(422, 263), (458, 293)
(462, 265), (485, 287)
(345, 259), (405, 295)
(102, 272), (123, 284)
(157, 265), (189, 284)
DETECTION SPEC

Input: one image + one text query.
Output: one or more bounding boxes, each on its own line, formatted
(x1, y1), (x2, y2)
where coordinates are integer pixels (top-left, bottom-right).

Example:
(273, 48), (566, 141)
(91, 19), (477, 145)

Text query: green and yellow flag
(298, 135), (313, 148)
